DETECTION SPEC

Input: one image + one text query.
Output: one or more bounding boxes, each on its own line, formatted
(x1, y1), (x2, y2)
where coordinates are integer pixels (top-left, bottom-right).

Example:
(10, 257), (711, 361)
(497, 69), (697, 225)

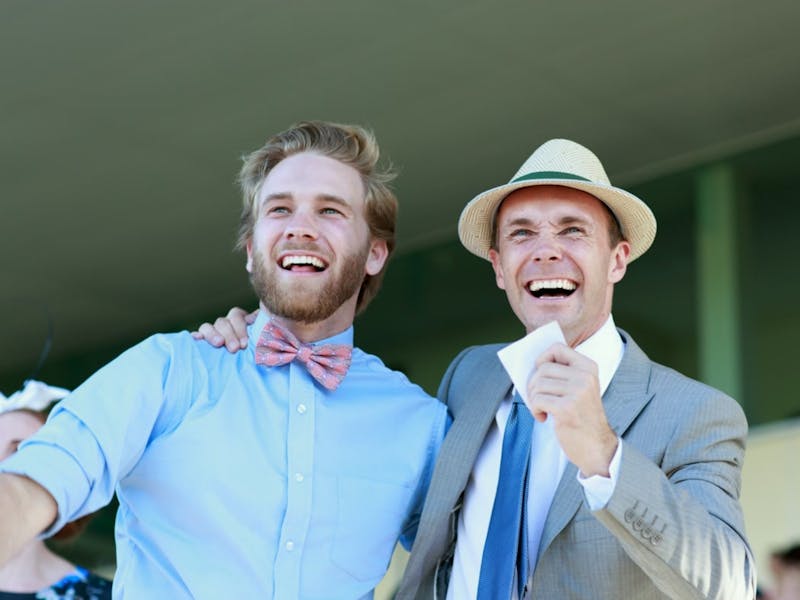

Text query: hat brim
(457, 178), (656, 262)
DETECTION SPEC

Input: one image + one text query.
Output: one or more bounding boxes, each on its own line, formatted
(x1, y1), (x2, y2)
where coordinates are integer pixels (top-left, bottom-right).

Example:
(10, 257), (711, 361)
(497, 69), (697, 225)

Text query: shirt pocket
(330, 475), (413, 582)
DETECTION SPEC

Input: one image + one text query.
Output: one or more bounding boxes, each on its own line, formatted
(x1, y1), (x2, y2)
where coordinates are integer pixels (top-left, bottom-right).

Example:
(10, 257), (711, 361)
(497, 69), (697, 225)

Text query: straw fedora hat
(458, 139), (657, 261)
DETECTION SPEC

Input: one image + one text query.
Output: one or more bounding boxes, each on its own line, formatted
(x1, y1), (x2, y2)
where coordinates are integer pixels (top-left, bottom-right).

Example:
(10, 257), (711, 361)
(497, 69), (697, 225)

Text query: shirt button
(285, 541), (295, 551)
(295, 473), (304, 483)
(297, 404), (307, 414)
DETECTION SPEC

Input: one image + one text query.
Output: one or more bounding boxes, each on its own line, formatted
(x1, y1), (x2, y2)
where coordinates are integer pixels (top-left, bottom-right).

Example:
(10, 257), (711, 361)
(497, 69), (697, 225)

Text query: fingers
(192, 319), (244, 352)
(190, 306), (254, 353)
(525, 343), (600, 422)
(191, 323), (226, 347)
(531, 406), (549, 423)
(214, 316), (249, 352)
(224, 307), (252, 345)
(524, 380), (565, 423)
(524, 342), (615, 475)
(536, 343), (597, 374)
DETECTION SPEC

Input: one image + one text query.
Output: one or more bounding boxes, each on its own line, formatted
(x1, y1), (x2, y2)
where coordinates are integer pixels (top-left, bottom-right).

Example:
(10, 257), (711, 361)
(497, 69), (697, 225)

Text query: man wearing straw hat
(197, 139), (756, 598)
(396, 139), (755, 599)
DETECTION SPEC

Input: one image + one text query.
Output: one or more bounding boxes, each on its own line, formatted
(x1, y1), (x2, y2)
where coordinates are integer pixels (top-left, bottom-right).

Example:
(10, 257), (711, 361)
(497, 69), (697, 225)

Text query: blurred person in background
(764, 543), (800, 600)
(0, 381), (111, 600)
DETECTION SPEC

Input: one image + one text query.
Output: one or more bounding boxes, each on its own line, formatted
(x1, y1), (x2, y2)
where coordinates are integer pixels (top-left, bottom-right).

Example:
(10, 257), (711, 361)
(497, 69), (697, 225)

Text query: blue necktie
(477, 395), (534, 599)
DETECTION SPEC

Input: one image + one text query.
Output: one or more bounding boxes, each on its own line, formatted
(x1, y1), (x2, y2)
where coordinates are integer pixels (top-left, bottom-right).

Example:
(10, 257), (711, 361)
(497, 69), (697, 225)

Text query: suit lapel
(537, 331), (655, 557)
(408, 345), (512, 580)
(431, 348), (511, 512)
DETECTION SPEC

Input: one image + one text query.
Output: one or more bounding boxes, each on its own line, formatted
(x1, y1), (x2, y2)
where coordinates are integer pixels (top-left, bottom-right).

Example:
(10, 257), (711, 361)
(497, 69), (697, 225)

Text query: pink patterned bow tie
(255, 320), (352, 391)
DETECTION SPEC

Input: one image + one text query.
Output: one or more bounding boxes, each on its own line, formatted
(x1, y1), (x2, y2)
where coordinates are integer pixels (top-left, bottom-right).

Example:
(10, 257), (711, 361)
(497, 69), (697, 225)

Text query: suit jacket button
(624, 508), (636, 523)
(624, 502), (640, 523)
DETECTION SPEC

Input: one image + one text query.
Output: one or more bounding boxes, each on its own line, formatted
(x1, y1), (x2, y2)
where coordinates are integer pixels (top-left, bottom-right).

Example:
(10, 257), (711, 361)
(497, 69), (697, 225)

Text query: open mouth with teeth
(528, 278), (577, 298)
(280, 254), (328, 272)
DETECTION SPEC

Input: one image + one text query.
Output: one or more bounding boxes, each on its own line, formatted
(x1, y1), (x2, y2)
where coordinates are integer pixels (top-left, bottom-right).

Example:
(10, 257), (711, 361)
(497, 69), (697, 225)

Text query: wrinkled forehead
(495, 184), (613, 225)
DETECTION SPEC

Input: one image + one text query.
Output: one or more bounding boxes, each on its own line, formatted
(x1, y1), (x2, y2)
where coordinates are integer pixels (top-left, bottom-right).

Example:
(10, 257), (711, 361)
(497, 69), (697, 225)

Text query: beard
(250, 242), (370, 324)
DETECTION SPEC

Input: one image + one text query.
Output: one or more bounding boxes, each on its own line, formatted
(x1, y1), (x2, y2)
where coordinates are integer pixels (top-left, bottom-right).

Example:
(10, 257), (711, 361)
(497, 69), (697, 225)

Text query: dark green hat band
(511, 171), (592, 184)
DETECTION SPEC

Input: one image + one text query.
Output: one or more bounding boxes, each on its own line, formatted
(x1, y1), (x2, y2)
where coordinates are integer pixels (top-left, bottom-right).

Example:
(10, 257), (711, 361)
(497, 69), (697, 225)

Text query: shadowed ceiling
(2, 0), (800, 386)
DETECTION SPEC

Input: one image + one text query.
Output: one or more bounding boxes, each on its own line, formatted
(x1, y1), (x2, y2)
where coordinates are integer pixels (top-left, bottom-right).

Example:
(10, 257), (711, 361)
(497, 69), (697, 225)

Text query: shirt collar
(249, 310), (355, 348)
(573, 314), (624, 395)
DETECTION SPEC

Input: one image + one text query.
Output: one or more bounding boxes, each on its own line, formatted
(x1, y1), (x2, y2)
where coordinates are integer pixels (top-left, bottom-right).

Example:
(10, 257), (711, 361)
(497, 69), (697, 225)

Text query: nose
(284, 210), (318, 241)
(531, 236), (562, 262)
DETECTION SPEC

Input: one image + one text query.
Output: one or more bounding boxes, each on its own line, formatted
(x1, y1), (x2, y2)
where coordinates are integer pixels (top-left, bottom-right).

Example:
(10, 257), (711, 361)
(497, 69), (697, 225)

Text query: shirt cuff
(0, 440), (92, 536)
(576, 438), (623, 511)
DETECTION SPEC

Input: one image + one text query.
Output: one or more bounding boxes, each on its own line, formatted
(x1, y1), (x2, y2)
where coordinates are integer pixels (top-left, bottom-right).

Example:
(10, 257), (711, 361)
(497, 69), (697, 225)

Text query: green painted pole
(695, 163), (743, 404)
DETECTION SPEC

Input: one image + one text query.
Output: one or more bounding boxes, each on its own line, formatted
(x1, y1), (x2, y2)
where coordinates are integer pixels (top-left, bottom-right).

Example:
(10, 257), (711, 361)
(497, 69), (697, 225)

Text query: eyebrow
(501, 214), (592, 228)
(316, 194), (352, 209)
(555, 214), (593, 227)
(501, 217), (535, 230)
(261, 192), (351, 208)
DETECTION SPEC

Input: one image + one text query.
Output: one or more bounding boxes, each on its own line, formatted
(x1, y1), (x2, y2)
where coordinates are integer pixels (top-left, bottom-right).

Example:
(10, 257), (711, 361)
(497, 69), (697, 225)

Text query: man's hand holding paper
(497, 321), (618, 478)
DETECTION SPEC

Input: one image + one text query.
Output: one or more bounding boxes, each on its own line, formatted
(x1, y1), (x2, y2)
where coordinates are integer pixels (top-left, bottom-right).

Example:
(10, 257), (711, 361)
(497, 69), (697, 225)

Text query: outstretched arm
(191, 307), (256, 352)
(0, 473), (57, 565)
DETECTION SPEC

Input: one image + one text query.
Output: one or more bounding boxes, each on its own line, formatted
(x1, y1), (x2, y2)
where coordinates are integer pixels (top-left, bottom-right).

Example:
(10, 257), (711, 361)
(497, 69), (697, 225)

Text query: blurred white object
(0, 380), (70, 414)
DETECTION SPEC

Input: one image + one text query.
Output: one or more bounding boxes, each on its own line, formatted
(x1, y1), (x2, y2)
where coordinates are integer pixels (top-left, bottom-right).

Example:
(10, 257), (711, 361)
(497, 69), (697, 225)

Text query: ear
(608, 240), (631, 284)
(365, 238), (389, 276)
(488, 248), (506, 290)
(245, 239), (254, 273)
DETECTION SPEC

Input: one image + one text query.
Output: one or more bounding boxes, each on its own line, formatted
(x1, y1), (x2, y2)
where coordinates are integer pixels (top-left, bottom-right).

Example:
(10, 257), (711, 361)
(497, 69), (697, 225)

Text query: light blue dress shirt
(0, 311), (448, 599)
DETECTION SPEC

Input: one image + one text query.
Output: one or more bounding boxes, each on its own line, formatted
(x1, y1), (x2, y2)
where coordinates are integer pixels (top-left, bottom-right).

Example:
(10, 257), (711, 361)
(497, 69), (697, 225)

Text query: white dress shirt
(446, 316), (625, 600)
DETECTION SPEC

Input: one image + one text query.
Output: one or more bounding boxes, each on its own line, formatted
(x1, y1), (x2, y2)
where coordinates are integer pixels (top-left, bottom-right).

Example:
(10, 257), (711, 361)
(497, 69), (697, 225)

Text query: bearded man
(0, 121), (448, 599)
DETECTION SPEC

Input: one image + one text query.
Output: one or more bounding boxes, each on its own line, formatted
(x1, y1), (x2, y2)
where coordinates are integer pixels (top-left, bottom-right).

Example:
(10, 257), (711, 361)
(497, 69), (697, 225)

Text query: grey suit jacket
(396, 331), (755, 599)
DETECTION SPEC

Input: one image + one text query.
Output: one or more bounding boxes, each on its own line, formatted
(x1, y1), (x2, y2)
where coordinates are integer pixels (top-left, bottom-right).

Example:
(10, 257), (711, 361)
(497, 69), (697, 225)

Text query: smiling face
(246, 152), (388, 337)
(0, 410), (43, 461)
(489, 185), (631, 346)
